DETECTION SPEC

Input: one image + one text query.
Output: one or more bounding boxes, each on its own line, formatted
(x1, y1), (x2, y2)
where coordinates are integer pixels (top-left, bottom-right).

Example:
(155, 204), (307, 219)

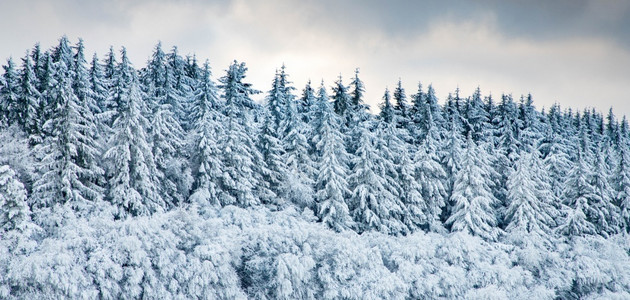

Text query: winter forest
(0, 37), (629, 299)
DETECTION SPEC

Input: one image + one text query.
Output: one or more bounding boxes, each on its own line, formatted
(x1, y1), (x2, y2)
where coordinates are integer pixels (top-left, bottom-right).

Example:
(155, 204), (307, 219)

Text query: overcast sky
(1, 0), (629, 116)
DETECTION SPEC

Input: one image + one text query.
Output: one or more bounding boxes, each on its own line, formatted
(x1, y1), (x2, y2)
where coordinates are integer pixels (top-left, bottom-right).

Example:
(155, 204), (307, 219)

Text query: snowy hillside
(1, 37), (630, 299)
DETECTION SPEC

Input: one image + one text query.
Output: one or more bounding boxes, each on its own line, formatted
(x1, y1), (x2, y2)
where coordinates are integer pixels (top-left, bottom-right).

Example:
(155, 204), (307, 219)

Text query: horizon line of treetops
(1, 36), (629, 243)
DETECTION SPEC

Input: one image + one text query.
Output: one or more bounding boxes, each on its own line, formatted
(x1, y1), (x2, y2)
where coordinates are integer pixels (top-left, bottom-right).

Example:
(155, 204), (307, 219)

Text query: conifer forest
(1, 37), (629, 299)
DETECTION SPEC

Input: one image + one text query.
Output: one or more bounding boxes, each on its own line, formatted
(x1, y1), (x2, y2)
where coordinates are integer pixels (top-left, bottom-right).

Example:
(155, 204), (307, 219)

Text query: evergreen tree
(103, 49), (164, 218)
(348, 121), (406, 234)
(265, 70), (285, 133)
(0, 58), (19, 127)
(557, 147), (597, 237)
(464, 87), (489, 143)
(393, 79), (410, 128)
(446, 134), (500, 241)
(312, 82), (352, 231)
(150, 103), (187, 205)
(18, 54), (40, 138)
(0, 165), (30, 232)
(589, 141), (620, 236)
(258, 108), (286, 207)
(280, 87), (315, 210)
(189, 61), (223, 208)
(89, 53), (109, 135)
(414, 114), (448, 232)
(298, 80), (316, 124)
(349, 68), (368, 118)
(409, 82), (427, 144)
(379, 88), (395, 124)
(331, 75), (351, 125)
(616, 133), (630, 232)
(504, 152), (557, 242)
(216, 61), (262, 207)
(31, 58), (104, 214)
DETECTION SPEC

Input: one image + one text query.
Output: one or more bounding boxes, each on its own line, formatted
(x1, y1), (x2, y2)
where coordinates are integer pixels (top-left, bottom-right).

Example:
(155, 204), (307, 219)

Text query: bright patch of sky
(1, 0), (629, 115)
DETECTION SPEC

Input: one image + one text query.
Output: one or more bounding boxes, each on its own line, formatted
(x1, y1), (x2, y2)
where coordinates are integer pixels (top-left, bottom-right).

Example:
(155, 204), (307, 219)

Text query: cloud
(0, 0), (629, 115)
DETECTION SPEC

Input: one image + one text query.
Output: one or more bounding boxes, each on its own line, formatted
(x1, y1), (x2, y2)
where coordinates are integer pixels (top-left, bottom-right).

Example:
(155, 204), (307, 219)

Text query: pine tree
(298, 80), (316, 125)
(349, 68), (368, 119)
(379, 88), (395, 124)
(589, 141), (620, 236)
(312, 82), (352, 231)
(557, 147), (597, 237)
(0, 58), (19, 127)
(414, 115), (448, 232)
(266, 70), (285, 133)
(504, 152), (557, 241)
(31, 58), (104, 214)
(393, 79), (410, 129)
(216, 61), (262, 207)
(89, 53), (109, 137)
(348, 120), (406, 234)
(151, 103), (187, 204)
(0, 165), (30, 232)
(103, 49), (165, 218)
(18, 54), (40, 138)
(464, 87), (489, 143)
(189, 61), (223, 208)
(616, 133), (630, 232)
(280, 87), (315, 210)
(409, 82), (427, 144)
(331, 75), (351, 125)
(258, 108), (286, 207)
(446, 134), (500, 241)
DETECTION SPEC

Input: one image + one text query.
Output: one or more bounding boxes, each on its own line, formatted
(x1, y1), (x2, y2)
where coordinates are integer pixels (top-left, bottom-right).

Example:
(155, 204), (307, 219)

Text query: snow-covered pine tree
(331, 75), (352, 126)
(463, 87), (489, 143)
(556, 146), (597, 238)
(349, 68), (369, 121)
(312, 82), (352, 231)
(616, 126), (630, 232)
(408, 82), (427, 144)
(589, 141), (620, 236)
(103, 48), (165, 218)
(0, 58), (19, 127)
(446, 133), (500, 241)
(299, 80), (316, 125)
(393, 79), (410, 129)
(150, 103), (187, 205)
(413, 110), (448, 232)
(17, 54), (40, 139)
(0, 165), (30, 232)
(266, 70), (285, 134)
(31, 57), (104, 214)
(166, 46), (193, 131)
(493, 94), (521, 213)
(189, 61), (223, 208)
(379, 88), (395, 124)
(216, 61), (262, 207)
(425, 84), (446, 134)
(518, 94), (544, 150)
(280, 85), (315, 210)
(540, 107), (572, 208)
(258, 108), (286, 208)
(348, 120), (406, 235)
(504, 152), (557, 244)
(72, 39), (99, 117)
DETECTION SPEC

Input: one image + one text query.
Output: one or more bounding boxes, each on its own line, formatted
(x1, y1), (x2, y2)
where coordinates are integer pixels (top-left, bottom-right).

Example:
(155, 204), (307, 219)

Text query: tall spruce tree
(103, 48), (164, 218)
(312, 82), (352, 231)
(216, 61), (262, 207)
(348, 120), (406, 235)
(446, 134), (500, 241)
(189, 61), (223, 208)
(31, 57), (104, 214)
